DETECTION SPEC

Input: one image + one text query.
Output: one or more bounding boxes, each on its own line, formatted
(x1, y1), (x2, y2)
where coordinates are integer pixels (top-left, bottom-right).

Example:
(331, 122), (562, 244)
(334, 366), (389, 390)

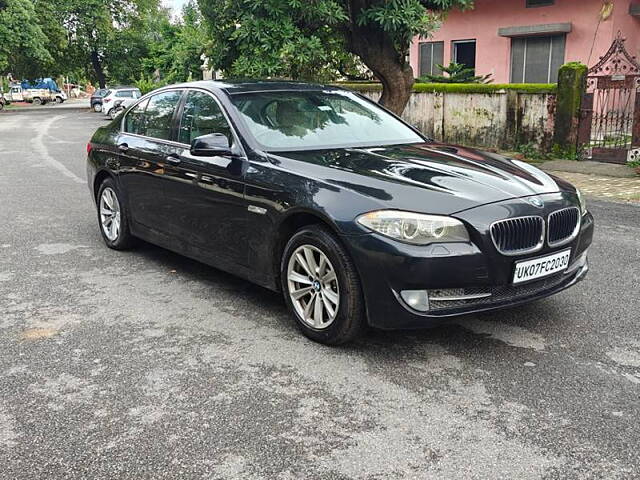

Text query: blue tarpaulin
(20, 78), (60, 92)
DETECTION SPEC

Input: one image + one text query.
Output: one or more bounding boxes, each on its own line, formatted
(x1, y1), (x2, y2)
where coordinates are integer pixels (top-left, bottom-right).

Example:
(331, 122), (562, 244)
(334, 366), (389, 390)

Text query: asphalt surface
(1, 109), (639, 479)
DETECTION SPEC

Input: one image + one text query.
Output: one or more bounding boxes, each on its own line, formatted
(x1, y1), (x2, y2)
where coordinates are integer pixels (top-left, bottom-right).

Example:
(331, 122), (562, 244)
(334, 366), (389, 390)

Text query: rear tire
(96, 178), (136, 250)
(110, 106), (124, 120)
(32, 98), (42, 105)
(281, 225), (366, 345)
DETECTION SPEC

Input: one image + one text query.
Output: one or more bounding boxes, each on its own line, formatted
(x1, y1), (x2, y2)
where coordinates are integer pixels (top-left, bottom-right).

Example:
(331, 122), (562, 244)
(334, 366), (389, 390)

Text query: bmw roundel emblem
(529, 197), (544, 208)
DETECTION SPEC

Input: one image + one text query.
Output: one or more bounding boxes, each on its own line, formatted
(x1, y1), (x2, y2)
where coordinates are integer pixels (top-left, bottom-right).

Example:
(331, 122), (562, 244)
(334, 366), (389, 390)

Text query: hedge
(334, 82), (557, 94)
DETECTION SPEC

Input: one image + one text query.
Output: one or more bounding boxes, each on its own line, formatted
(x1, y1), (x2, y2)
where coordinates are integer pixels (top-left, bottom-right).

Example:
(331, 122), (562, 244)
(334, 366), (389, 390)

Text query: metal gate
(579, 32), (640, 164)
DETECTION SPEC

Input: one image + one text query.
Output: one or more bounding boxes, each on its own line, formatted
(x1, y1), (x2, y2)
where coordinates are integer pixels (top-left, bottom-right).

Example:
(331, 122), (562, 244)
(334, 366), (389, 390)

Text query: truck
(4, 84), (55, 105)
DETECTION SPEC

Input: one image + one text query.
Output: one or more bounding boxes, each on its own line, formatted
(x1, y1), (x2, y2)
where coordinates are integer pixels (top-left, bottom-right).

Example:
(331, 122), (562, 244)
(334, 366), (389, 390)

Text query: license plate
(513, 249), (571, 284)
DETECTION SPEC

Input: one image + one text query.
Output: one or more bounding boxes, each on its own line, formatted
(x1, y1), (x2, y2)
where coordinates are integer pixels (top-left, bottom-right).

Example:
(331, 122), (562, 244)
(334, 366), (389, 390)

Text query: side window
(117, 90), (133, 98)
(144, 90), (182, 141)
(178, 91), (232, 145)
(124, 98), (149, 135)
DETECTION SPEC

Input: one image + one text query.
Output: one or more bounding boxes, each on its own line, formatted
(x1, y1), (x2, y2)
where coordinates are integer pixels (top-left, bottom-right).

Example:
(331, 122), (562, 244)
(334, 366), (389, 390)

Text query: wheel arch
(272, 210), (343, 290)
(93, 169), (115, 201)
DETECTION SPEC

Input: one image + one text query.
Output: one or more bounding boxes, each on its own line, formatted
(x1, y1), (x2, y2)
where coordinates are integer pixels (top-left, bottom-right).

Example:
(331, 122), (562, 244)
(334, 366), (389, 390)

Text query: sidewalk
(538, 160), (640, 204)
(1, 98), (89, 113)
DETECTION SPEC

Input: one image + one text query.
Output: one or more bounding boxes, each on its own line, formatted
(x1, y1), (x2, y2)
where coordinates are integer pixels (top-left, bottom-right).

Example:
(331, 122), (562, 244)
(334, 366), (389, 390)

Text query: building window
(510, 35), (565, 83)
(452, 40), (476, 72)
(419, 41), (444, 76)
(526, 0), (554, 7)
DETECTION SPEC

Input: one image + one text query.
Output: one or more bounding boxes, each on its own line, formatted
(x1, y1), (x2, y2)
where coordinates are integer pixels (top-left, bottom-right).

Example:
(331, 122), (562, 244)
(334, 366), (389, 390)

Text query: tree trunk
(345, 19), (414, 115)
(90, 49), (106, 89)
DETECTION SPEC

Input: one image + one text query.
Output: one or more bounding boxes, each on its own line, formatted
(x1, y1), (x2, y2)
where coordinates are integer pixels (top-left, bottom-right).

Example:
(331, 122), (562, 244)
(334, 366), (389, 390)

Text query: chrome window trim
(547, 207), (581, 248)
(490, 215), (545, 256)
(119, 86), (246, 159)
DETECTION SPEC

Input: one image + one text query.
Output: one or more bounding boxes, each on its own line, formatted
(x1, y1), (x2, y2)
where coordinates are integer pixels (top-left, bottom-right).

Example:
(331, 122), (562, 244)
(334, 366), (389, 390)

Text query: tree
(198, 0), (472, 114)
(58, 0), (160, 88)
(420, 61), (491, 83)
(140, 1), (208, 85)
(0, 0), (54, 79)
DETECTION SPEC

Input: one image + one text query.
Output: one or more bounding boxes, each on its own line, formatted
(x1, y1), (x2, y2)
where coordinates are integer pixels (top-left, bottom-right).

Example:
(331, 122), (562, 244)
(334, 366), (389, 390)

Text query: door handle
(165, 154), (181, 166)
(117, 143), (129, 152)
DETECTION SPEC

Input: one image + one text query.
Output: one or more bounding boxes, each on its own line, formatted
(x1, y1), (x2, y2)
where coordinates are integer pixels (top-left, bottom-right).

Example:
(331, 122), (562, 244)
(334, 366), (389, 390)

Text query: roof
(174, 79), (338, 95)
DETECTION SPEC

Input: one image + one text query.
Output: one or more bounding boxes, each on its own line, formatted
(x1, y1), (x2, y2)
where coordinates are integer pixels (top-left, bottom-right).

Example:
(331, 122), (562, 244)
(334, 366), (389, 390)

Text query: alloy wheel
(99, 187), (121, 241)
(287, 244), (340, 329)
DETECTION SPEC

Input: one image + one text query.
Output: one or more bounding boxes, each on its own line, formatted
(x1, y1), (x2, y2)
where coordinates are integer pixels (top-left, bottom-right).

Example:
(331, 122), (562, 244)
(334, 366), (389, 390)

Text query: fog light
(400, 290), (429, 312)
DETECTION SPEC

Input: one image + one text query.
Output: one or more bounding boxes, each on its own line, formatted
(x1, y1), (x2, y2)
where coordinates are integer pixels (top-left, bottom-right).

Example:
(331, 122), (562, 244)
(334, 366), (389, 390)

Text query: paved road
(1, 109), (639, 479)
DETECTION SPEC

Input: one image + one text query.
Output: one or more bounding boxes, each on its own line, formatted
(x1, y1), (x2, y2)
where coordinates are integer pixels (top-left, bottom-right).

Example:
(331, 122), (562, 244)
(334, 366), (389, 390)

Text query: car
(102, 87), (142, 118)
(86, 80), (594, 345)
(90, 88), (109, 112)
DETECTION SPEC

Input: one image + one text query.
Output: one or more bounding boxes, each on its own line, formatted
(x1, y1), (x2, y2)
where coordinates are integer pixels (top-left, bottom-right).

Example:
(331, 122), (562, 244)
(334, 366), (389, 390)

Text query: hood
(274, 143), (569, 215)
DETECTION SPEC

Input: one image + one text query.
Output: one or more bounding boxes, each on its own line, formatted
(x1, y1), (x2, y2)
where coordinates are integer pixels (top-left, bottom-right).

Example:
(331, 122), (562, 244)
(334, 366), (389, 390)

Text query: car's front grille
(490, 216), (544, 255)
(548, 207), (580, 247)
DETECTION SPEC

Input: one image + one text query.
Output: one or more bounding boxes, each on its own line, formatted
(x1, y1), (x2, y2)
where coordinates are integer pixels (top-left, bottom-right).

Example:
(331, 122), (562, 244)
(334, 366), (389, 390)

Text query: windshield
(230, 90), (424, 151)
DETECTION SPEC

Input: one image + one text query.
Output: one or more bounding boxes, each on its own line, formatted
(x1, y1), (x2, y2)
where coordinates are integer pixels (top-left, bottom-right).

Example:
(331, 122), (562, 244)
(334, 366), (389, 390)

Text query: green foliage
(418, 62), (492, 84)
(0, 0), (207, 89)
(134, 74), (162, 95)
(517, 142), (548, 161)
(551, 143), (580, 160)
(626, 159), (640, 168)
(139, 1), (207, 85)
(197, 0), (355, 81)
(335, 82), (557, 94)
(0, 0), (54, 77)
(197, 0), (473, 113)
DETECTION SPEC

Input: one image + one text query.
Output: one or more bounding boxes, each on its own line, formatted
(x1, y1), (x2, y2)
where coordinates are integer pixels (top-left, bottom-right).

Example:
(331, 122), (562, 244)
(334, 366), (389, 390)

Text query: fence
(357, 87), (557, 152)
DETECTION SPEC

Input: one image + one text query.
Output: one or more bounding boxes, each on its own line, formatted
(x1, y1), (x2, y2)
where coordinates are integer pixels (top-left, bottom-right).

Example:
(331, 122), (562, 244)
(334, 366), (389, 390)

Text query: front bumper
(343, 204), (594, 330)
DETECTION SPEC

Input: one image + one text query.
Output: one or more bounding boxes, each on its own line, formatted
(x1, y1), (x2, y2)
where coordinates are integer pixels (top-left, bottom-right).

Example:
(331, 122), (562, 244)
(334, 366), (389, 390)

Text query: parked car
(90, 88), (109, 112)
(101, 87), (141, 118)
(86, 81), (594, 345)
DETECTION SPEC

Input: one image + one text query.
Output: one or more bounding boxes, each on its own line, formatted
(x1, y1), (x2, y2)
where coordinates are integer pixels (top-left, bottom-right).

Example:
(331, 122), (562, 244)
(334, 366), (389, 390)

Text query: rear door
(116, 89), (184, 232)
(161, 89), (248, 266)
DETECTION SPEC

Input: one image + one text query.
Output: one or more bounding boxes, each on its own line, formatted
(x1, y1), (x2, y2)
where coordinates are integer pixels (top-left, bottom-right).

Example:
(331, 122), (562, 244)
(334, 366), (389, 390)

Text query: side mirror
(190, 133), (232, 157)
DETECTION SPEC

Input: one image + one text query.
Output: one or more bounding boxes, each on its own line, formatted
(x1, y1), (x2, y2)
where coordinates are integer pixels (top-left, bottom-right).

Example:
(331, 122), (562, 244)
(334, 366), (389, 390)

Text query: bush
(418, 62), (493, 84)
(134, 75), (167, 95)
(334, 82), (557, 94)
(517, 143), (548, 161)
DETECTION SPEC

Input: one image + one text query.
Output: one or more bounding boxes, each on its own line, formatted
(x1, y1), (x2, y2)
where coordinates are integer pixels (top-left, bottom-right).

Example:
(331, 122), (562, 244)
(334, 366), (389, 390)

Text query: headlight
(356, 210), (470, 245)
(576, 188), (587, 216)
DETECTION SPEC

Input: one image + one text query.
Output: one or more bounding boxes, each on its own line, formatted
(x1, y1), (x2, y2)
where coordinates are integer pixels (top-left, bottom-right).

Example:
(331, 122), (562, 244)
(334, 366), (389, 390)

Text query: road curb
(1, 105), (91, 115)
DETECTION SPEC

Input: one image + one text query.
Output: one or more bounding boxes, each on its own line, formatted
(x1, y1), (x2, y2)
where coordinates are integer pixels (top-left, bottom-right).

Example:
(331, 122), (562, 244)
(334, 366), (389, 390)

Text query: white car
(102, 87), (142, 119)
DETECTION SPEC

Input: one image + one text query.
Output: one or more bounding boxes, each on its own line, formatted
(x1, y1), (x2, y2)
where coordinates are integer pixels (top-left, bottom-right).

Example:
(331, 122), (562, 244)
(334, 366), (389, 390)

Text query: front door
(162, 89), (248, 267)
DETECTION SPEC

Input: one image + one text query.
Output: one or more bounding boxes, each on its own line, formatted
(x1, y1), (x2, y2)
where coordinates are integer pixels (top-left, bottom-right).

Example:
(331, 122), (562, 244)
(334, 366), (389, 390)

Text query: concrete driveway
(1, 109), (639, 479)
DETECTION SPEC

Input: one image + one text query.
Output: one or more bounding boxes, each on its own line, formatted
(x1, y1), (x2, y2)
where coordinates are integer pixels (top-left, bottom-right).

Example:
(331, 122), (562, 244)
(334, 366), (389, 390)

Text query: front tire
(93, 103), (102, 112)
(281, 225), (366, 345)
(96, 178), (135, 250)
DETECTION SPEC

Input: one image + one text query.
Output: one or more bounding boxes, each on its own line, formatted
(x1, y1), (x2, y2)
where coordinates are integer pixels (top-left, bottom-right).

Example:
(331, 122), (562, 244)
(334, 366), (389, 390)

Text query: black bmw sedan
(87, 80), (594, 344)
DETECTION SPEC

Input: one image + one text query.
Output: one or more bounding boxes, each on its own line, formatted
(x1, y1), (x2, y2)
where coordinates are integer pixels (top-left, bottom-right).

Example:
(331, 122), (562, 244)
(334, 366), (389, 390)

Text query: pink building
(410, 0), (640, 83)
